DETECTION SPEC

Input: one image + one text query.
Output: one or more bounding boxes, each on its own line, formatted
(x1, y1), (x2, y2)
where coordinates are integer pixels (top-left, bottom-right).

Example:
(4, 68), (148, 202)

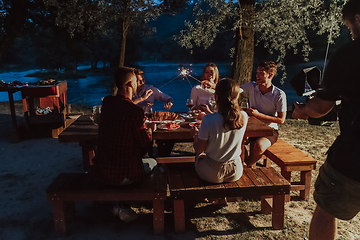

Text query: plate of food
(189, 121), (201, 128)
(189, 120), (202, 128)
(147, 111), (184, 123)
(157, 123), (181, 130)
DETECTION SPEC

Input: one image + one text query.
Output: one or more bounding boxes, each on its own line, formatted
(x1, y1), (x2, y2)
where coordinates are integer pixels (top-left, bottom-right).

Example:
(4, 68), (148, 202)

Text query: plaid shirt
(92, 94), (152, 186)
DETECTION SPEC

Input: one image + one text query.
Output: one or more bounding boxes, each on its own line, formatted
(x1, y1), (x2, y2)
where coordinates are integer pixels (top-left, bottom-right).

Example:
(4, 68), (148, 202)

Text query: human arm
(191, 126), (208, 155)
(133, 89), (153, 104)
(150, 86), (173, 109)
(292, 96), (335, 120)
(245, 108), (286, 124)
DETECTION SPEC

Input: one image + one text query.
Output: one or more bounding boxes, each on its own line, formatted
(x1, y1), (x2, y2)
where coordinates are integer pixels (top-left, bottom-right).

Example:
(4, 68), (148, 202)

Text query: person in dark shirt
(91, 66), (157, 222)
(292, 1), (360, 239)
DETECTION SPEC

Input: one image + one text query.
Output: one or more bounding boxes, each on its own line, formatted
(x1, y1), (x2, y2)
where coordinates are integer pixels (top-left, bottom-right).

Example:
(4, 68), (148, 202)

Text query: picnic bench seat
(263, 138), (317, 201)
(46, 171), (167, 236)
(156, 157), (290, 233)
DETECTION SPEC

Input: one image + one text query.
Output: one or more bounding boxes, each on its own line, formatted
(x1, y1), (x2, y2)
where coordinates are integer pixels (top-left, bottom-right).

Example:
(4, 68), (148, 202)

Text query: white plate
(157, 123), (180, 130)
(146, 117), (184, 124)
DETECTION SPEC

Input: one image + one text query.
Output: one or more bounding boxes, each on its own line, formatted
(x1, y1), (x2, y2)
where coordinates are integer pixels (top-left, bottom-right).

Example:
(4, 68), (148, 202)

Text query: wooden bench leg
(152, 197), (165, 235)
(260, 196), (273, 214)
(51, 200), (73, 236)
(280, 168), (291, 202)
(173, 199), (186, 233)
(300, 171), (312, 201)
(272, 194), (285, 230)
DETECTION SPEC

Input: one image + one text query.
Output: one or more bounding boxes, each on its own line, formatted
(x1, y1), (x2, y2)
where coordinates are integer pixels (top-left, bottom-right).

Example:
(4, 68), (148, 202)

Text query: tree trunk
(232, 0), (255, 86)
(118, 22), (128, 68)
(111, 20), (129, 96)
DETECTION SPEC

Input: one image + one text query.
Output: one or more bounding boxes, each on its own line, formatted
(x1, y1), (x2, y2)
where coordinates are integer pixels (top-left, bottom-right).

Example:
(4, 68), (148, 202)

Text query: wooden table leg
(156, 140), (175, 157)
(79, 141), (96, 171)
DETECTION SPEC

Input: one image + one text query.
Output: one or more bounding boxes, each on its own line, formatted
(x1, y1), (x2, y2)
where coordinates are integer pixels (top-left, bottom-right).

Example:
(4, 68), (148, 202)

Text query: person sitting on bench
(191, 78), (248, 202)
(90, 66), (157, 222)
(241, 61), (287, 167)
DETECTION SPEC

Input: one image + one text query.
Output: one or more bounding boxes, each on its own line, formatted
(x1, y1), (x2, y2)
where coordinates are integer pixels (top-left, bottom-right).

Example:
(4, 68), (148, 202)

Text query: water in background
(0, 61), (325, 112)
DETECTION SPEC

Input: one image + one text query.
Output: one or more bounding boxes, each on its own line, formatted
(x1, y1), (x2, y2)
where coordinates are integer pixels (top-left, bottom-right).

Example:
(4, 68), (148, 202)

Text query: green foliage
(176, 0), (348, 81)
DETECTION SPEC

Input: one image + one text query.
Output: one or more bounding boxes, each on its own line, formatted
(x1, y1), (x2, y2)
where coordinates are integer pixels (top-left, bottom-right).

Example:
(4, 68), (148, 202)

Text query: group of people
(89, 0), (360, 238)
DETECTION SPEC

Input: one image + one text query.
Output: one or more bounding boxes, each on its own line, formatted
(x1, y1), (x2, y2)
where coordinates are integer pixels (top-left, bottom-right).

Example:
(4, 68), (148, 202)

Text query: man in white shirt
(241, 61), (287, 167)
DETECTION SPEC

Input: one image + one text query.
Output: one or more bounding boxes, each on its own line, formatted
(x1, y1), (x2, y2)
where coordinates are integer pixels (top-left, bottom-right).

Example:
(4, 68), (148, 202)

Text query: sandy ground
(1, 101), (359, 240)
(0, 103), (197, 240)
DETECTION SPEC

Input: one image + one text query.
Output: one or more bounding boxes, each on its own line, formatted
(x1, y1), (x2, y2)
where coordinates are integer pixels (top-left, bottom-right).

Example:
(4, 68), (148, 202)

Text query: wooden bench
(46, 171), (167, 236)
(263, 138), (317, 201)
(156, 157), (290, 233)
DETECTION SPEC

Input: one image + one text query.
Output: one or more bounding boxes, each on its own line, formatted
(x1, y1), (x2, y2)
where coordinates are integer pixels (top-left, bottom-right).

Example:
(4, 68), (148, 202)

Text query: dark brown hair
(342, 0), (360, 22)
(258, 61), (278, 75)
(215, 78), (244, 130)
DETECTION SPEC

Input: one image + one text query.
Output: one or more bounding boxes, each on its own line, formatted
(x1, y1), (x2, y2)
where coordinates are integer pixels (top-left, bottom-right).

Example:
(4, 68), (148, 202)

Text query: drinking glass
(91, 105), (101, 124)
(240, 101), (249, 111)
(208, 96), (216, 112)
(186, 99), (194, 112)
(143, 104), (153, 119)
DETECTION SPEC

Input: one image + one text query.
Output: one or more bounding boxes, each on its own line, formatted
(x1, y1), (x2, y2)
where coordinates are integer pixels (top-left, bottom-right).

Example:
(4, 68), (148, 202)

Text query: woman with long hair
(189, 63), (219, 112)
(191, 78), (248, 185)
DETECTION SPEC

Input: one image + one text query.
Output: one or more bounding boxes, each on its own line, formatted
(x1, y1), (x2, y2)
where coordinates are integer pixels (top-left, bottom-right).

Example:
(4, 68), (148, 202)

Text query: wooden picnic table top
(58, 114), (274, 143)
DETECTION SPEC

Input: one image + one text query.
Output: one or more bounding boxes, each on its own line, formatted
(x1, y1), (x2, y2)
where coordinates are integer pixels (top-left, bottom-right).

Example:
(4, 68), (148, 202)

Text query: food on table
(165, 122), (180, 129)
(196, 112), (206, 120)
(189, 121), (201, 128)
(150, 111), (180, 121)
(36, 79), (57, 85)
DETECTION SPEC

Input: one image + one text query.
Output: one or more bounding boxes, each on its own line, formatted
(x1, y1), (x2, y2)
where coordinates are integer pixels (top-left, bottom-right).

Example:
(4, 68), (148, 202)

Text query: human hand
(292, 102), (308, 120)
(191, 125), (199, 138)
(164, 102), (173, 110)
(246, 107), (259, 117)
(199, 104), (212, 114)
(146, 122), (157, 132)
(142, 89), (153, 100)
(201, 80), (216, 89)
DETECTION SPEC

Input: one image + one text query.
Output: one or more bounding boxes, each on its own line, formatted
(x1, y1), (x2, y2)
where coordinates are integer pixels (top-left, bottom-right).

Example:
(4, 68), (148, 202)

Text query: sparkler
(157, 65), (201, 90)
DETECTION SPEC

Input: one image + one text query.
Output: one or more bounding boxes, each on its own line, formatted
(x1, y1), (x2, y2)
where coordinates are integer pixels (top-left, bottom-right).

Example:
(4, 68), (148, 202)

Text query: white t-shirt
(198, 111), (248, 162)
(241, 81), (287, 130)
(189, 85), (216, 111)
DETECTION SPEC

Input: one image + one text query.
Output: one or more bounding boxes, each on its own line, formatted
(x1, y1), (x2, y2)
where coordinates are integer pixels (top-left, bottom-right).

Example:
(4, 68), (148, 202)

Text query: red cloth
(92, 94), (151, 186)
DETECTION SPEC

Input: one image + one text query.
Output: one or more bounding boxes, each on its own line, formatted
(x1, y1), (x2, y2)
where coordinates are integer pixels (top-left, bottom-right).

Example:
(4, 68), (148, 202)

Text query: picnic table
(58, 114), (274, 170)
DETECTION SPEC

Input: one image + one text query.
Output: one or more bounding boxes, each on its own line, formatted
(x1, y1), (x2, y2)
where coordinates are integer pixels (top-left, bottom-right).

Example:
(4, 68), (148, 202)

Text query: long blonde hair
(215, 78), (244, 130)
(201, 62), (219, 84)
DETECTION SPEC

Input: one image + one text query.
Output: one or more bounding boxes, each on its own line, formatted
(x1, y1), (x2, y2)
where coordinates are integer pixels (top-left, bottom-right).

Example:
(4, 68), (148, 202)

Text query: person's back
(94, 94), (151, 186)
(192, 79), (248, 185)
(91, 67), (156, 187)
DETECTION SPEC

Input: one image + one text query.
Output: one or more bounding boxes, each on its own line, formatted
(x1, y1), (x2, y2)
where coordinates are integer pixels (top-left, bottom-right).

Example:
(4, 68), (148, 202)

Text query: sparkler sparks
(157, 64), (201, 90)
(179, 67), (190, 77)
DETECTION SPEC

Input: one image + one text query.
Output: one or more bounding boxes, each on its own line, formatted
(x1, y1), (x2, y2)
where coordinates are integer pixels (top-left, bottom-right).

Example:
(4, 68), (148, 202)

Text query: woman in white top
(189, 63), (219, 113)
(191, 78), (248, 186)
